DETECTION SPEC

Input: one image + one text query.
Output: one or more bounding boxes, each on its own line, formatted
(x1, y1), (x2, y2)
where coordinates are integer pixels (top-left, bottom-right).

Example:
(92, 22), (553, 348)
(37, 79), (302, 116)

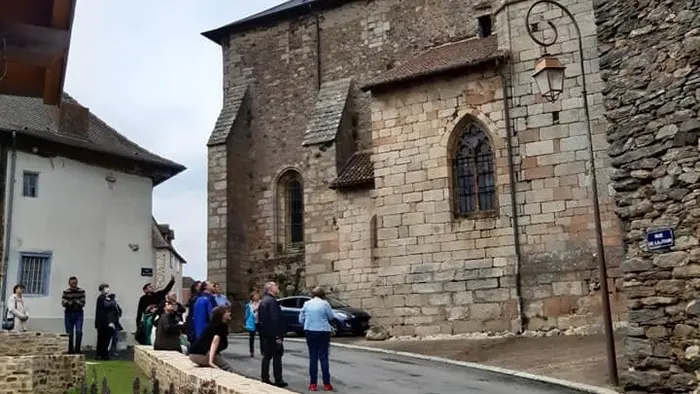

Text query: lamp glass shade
(532, 57), (566, 102)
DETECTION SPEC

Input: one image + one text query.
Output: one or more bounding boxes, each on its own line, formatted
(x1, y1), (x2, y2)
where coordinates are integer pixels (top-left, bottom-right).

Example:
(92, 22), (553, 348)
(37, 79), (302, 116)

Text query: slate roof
(207, 73), (251, 146)
(302, 78), (353, 146)
(330, 151), (374, 189)
(0, 93), (185, 180)
(362, 35), (507, 91)
(152, 218), (187, 264)
(203, 0), (359, 42)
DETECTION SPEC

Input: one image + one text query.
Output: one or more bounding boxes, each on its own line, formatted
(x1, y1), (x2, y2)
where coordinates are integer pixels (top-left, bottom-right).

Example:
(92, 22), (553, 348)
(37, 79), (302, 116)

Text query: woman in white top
(6, 284), (28, 332)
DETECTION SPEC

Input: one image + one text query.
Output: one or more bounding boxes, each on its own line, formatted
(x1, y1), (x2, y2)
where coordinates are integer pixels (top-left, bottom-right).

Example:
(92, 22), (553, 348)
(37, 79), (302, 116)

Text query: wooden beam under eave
(43, 56), (63, 105)
(50, 0), (74, 30)
(45, 0), (76, 106)
(0, 20), (71, 49)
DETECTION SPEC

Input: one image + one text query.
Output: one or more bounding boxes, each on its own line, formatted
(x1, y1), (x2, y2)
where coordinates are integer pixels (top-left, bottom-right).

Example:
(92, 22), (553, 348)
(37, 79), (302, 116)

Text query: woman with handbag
(244, 291), (261, 357)
(4, 284), (28, 332)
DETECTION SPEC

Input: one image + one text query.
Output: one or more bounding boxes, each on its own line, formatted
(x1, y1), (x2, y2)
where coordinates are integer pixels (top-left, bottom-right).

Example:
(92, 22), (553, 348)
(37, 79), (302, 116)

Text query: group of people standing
(61, 276), (124, 359)
(242, 282), (335, 391)
(4, 274), (339, 391)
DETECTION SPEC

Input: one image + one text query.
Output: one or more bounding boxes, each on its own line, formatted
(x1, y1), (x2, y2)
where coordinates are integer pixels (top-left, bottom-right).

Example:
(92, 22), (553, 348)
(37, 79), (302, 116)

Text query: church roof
(330, 151), (374, 189)
(203, 0), (360, 43)
(361, 35), (507, 91)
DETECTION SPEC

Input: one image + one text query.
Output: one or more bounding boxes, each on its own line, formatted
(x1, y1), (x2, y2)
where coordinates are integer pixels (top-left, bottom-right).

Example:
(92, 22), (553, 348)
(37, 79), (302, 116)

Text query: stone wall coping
(135, 346), (294, 394)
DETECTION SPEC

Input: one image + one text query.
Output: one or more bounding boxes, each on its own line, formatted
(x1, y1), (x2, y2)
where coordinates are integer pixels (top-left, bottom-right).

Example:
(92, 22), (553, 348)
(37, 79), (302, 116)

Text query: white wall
(3, 151), (154, 348)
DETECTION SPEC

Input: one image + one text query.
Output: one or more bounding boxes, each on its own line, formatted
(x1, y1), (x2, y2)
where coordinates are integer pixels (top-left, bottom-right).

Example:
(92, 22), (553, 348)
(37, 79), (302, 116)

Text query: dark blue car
(279, 295), (371, 336)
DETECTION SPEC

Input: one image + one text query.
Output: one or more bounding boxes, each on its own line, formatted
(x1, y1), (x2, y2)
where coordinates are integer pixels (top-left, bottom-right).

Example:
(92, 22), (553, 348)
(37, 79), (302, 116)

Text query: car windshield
(327, 297), (350, 309)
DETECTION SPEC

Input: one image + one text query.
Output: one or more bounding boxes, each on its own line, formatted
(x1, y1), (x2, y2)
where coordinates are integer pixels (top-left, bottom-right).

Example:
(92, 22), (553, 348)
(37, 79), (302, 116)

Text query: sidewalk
(337, 334), (624, 390)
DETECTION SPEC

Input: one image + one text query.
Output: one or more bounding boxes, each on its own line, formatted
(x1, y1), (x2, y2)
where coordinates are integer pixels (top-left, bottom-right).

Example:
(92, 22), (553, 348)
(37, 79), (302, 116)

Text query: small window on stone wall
(478, 15), (493, 38)
(450, 119), (496, 218)
(276, 169), (304, 251)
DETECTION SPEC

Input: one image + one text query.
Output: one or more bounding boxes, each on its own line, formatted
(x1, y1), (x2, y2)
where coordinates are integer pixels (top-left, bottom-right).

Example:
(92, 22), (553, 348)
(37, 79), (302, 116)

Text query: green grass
(67, 360), (150, 393)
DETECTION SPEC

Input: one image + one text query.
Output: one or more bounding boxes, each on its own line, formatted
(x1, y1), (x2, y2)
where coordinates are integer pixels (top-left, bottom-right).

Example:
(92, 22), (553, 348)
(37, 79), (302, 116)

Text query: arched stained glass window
(451, 121), (496, 217)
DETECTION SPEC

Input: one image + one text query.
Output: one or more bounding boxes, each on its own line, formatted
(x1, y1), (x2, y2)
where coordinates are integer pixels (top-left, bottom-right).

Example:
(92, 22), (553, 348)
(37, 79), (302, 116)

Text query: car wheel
(330, 322), (339, 337)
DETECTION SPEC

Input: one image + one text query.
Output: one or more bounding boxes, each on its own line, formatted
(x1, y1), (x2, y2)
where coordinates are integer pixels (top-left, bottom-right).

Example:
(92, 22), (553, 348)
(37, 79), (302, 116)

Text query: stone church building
(203, 0), (627, 335)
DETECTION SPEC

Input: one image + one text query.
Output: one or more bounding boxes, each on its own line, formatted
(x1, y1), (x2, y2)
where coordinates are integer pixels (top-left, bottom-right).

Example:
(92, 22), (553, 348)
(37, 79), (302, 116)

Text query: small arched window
(451, 121), (496, 217)
(276, 170), (304, 250)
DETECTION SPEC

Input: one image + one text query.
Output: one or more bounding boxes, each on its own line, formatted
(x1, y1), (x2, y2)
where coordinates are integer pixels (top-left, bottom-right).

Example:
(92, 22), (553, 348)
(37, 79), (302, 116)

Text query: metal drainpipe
(309, 3), (322, 90)
(0, 131), (18, 313)
(498, 59), (525, 334)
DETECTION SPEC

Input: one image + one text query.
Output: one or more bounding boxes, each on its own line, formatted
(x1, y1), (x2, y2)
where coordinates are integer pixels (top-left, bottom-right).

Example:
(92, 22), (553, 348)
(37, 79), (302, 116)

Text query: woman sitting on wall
(188, 306), (234, 371)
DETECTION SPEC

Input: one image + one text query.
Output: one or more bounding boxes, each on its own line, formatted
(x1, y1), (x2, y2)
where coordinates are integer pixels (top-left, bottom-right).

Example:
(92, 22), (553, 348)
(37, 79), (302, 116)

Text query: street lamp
(525, 0), (619, 387)
(532, 57), (566, 102)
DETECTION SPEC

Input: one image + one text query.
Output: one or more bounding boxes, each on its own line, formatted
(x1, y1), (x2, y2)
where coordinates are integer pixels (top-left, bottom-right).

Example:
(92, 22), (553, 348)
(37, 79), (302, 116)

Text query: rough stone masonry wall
(213, 0), (491, 299)
(595, 0), (700, 392)
(0, 332), (84, 394)
(493, 0), (626, 331)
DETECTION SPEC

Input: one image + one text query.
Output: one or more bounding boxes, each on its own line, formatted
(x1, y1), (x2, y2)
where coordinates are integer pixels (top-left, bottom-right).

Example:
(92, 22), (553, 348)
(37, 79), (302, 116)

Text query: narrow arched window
(288, 178), (304, 244)
(276, 170), (304, 250)
(451, 121), (496, 217)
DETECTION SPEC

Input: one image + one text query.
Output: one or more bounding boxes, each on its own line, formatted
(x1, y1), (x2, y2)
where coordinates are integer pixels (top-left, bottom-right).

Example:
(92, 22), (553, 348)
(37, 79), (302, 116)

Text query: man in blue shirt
(192, 281), (216, 340)
(213, 282), (231, 307)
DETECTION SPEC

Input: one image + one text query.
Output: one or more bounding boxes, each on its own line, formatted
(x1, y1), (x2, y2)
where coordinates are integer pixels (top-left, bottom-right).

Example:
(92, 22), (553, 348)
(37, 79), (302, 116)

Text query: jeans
(189, 353), (234, 372)
(261, 336), (284, 383)
(305, 330), (331, 385)
(249, 323), (261, 355)
(64, 310), (83, 354)
(109, 326), (119, 355)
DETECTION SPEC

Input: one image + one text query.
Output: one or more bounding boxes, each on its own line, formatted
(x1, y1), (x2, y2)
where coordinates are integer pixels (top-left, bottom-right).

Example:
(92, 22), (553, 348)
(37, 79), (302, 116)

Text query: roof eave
(0, 127), (186, 185)
(361, 52), (509, 93)
(329, 179), (374, 190)
(201, 0), (362, 44)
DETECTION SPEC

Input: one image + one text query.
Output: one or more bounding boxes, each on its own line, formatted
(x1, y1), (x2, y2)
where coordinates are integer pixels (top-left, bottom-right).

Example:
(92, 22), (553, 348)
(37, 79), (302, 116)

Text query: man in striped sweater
(62, 276), (86, 354)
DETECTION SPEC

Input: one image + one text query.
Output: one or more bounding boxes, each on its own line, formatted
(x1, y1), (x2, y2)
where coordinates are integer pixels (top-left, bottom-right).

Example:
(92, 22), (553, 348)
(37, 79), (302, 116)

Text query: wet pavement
(221, 336), (586, 394)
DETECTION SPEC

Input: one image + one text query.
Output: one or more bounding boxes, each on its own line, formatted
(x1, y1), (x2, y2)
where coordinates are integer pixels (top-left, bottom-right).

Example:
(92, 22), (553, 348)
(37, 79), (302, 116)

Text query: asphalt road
(221, 336), (585, 394)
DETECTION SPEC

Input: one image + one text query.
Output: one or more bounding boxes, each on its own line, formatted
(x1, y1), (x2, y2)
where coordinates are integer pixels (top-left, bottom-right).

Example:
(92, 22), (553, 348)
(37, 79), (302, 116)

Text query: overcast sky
(64, 1), (285, 280)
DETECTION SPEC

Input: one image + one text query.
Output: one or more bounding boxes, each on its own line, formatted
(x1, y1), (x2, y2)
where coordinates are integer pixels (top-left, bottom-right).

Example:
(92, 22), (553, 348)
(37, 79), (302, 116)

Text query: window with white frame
(18, 253), (51, 296)
(22, 172), (39, 198)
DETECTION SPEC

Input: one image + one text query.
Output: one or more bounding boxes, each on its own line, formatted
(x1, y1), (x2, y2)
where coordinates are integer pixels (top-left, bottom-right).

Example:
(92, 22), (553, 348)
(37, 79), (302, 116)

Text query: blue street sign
(646, 228), (675, 251)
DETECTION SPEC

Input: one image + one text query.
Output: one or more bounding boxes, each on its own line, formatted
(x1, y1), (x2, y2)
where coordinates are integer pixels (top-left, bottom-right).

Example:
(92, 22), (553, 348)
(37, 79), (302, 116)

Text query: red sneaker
(323, 384), (334, 391)
(308, 384), (318, 391)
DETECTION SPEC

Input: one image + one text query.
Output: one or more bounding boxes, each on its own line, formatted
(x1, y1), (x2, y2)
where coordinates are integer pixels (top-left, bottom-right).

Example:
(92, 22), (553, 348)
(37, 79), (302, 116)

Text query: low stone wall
(135, 346), (293, 394)
(0, 331), (69, 356)
(0, 332), (84, 394)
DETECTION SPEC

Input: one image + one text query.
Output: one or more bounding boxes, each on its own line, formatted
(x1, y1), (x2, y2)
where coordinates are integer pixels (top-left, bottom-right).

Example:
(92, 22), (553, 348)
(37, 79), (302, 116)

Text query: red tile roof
(362, 35), (507, 91)
(330, 151), (374, 189)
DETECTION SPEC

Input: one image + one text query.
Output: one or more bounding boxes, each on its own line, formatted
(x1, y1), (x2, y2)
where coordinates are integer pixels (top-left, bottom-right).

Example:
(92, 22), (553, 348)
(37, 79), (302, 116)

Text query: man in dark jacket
(258, 281), (287, 388)
(94, 283), (117, 360)
(136, 275), (175, 344)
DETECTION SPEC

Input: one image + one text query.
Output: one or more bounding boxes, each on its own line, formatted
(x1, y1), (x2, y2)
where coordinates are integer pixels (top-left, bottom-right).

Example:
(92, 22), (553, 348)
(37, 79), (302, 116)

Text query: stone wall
(154, 249), (183, 296)
(595, 0), (700, 391)
(209, 0), (492, 308)
(0, 331), (70, 356)
(135, 346), (292, 394)
(208, 0), (626, 335)
(0, 332), (84, 394)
